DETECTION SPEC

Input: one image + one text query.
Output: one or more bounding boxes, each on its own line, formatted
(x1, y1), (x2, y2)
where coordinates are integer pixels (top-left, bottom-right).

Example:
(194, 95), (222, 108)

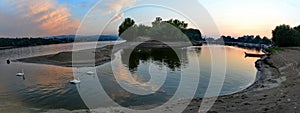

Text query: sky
(0, 0), (299, 38)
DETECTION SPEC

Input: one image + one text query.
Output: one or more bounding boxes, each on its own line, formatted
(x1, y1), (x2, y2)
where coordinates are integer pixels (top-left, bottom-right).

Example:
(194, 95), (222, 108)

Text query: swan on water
(70, 77), (80, 84)
(16, 69), (24, 76)
(87, 71), (94, 75)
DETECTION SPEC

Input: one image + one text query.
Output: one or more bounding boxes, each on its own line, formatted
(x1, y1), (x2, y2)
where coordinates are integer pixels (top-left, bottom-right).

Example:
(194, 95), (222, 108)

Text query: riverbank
(185, 47), (300, 113)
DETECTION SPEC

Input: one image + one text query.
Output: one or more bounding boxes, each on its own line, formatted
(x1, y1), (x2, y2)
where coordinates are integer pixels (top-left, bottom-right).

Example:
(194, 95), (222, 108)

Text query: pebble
(287, 99), (291, 102)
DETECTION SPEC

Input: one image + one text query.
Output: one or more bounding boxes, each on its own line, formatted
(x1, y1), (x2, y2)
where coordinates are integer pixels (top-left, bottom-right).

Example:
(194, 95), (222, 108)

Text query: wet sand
(185, 47), (300, 113)
(17, 45), (114, 67)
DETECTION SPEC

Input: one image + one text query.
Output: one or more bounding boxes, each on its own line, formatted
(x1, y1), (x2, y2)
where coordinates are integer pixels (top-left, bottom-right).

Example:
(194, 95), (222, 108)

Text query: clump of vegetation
(265, 47), (284, 53)
(214, 35), (272, 45)
(118, 17), (203, 45)
(0, 35), (119, 49)
(0, 38), (74, 48)
(272, 24), (300, 47)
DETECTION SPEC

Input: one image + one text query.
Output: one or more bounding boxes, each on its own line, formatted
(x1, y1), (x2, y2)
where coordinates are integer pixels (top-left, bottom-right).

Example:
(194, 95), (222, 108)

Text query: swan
(70, 77), (80, 84)
(16, 69), (24, 76)
(87, 71), (94, 75)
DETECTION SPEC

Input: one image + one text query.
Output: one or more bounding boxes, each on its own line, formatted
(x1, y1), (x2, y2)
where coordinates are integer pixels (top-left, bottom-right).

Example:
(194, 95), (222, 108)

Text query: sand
(185, 47), (300, 113)
(17, 45), (114, 67)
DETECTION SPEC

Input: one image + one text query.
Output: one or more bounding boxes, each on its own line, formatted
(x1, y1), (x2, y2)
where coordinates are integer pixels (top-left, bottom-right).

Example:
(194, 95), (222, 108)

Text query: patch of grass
(265, 47), (284, 53)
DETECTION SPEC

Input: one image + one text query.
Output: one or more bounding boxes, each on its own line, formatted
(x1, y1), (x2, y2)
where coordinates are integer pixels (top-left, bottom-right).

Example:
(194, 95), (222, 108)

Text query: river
(0, 42), (262, 112)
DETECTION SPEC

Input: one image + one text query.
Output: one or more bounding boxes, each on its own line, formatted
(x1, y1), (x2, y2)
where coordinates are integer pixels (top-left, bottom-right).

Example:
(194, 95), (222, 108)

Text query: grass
(265, 47), (284, 53)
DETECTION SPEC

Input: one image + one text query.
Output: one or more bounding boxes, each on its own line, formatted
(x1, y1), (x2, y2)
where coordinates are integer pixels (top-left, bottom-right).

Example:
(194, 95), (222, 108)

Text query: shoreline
(16, 45), (114, 67)
(186, 47), (300, 113)
(15, 46), (300, 113)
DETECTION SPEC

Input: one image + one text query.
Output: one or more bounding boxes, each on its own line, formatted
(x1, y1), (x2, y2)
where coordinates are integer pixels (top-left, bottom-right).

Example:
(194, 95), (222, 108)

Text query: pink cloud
(102, 0), (137, 16)
(1, 0), (80, 37)
(110, 13), (125, 23)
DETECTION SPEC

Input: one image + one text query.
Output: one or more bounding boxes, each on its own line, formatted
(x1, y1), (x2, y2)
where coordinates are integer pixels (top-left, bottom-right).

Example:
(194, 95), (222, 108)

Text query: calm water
(0, 42), (262, 112)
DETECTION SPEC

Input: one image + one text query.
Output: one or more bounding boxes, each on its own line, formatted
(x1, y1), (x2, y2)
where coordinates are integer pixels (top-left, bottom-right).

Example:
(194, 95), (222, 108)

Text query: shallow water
(0, 42), (262, 112)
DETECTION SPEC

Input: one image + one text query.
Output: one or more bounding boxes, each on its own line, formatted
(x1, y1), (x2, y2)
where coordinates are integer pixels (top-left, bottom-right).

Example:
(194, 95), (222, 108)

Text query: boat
(16, 69), (24, 76)
(244, 52), (265, 57)
(70, 77), (80, 84)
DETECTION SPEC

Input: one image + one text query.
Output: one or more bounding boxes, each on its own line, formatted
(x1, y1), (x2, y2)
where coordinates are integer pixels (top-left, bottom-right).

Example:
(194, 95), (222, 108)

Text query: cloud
(0, 0), (80, 37)
(110, 13), (124, 23)
(94, 0), (137, 24)
(102, 0), (137, 16)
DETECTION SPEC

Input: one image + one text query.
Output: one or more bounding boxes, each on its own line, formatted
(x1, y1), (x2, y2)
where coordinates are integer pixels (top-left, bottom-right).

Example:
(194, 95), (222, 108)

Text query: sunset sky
(0, 0), (299, 38)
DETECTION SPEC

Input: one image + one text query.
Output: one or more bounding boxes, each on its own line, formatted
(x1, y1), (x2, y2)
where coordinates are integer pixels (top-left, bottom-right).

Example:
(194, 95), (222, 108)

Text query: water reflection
(121, 42), (186, 71)
(0, 43), (262, 112)
(100, 42), (184, 109)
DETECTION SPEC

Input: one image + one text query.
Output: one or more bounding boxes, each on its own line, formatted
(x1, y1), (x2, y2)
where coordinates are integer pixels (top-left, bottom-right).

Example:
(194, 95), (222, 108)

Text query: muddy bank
(17, 45), (114, 67)
(185, 47), (300, 113)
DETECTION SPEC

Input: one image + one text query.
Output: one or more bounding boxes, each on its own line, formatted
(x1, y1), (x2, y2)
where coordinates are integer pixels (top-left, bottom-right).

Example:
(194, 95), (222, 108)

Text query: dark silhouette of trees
(118, 17), (203, 45)
(0, 35), (119, 49)
(252, 35), (262, 44)
(262, 36), (272, 45)
(118, 18), (135, 36)
(272, 24), (300, 47)
(213, 35), (272, 46)
(0, 38), (73, 48)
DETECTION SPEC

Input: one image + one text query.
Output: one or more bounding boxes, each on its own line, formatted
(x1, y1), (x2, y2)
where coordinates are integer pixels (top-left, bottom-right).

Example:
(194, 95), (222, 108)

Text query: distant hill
(43, 35), (119, 41)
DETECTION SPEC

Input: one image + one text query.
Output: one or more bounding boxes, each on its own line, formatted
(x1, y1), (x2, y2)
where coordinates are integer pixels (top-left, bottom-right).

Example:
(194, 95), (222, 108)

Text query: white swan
(70, 77), (80, 84)
(87, 71), (94, 75)
(16, 69), (24, 76)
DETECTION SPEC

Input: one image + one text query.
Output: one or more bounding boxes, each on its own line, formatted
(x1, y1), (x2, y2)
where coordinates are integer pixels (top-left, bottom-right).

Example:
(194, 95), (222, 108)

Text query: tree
(117, 17), (203, 44)
(252, 35), (262, 44)
(152, 17), (162, 26)
(294, 25), (300, 32)
(262, 36), (272, 45)
(118, 18), (135, 36)
(272, 24), (300, 47)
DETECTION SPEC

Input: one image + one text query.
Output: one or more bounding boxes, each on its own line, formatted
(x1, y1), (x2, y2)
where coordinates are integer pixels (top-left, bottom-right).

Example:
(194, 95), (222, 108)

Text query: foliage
(214, 35), (272, 45)
(0, 35), (119, 49)
(118, 18), (135, 36)
(272, 24), (300, 47)
(0, 38), (74, 48)
(118, 17), (203, 43)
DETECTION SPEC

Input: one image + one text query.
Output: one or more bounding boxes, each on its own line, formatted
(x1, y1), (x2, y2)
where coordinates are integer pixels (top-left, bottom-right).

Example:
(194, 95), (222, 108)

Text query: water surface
(0, 42), (262, 112)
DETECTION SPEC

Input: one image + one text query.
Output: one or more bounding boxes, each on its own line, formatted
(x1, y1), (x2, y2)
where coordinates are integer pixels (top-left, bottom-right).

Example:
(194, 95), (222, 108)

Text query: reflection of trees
(121, 41), (189, 71)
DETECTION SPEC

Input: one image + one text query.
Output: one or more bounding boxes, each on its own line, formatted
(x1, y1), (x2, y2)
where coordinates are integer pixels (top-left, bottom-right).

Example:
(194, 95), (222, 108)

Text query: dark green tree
(272, 24), (300, 47)
(252, 35), (262, 44)
(118, 18), (135, 36)
(262, 36), (272, 45)
(152, 17), (163, 26)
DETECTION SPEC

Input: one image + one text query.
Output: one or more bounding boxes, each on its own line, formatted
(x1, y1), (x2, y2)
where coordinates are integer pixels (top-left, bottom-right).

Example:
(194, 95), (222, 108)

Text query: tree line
(0, 35), (119, 49)
(118, 17), (203, 45)
(0, 38), (74, 48)
(272, 24), (300, 47)
(211, 35), (272, 45)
